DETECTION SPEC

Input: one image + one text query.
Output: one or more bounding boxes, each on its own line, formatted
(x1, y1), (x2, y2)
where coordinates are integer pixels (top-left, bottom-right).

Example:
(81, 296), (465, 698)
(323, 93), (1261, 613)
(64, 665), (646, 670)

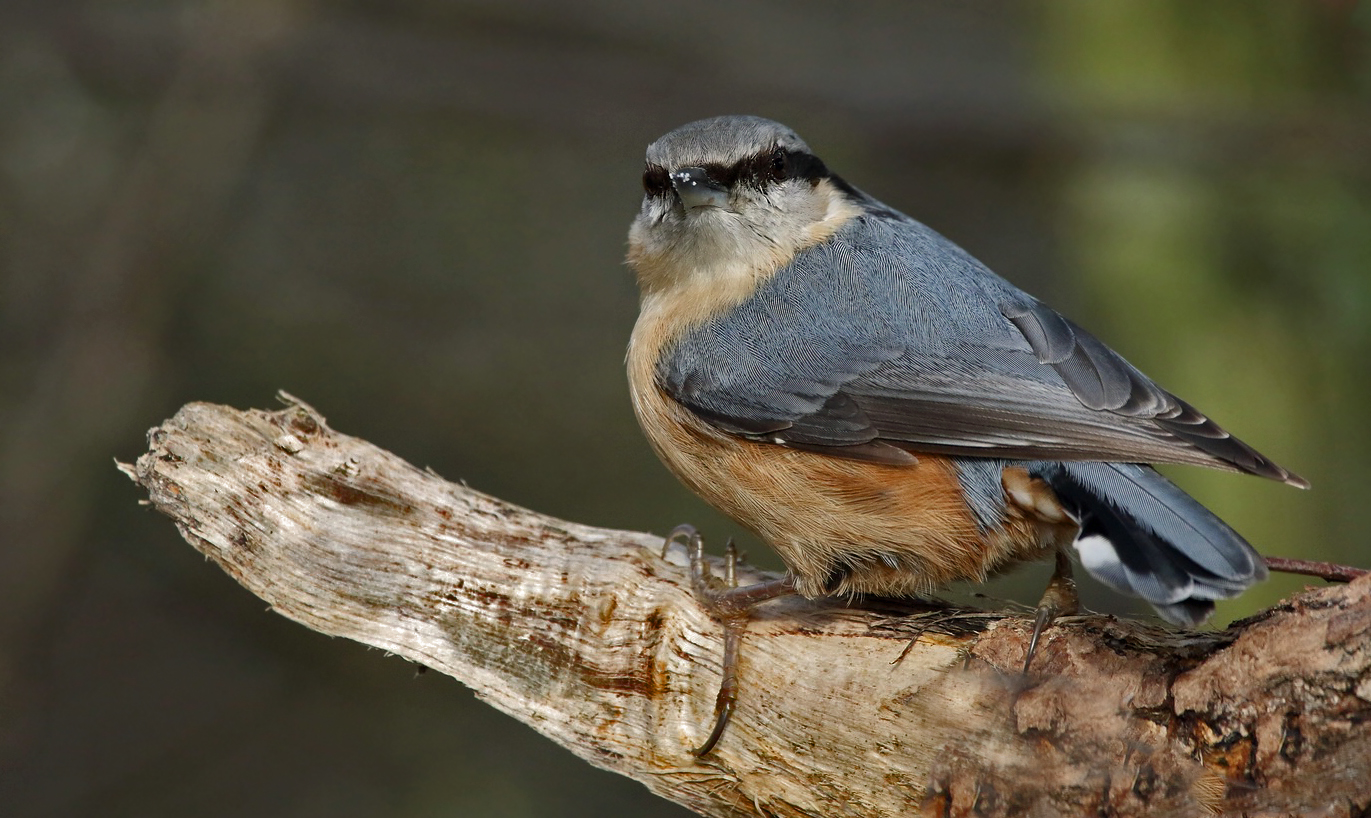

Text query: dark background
(2, 2), (1368, 816)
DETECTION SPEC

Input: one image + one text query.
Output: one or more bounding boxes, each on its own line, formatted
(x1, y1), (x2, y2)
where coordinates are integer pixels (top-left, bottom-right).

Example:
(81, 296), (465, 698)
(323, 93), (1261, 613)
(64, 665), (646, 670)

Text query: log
(120, 395), (1371, 817)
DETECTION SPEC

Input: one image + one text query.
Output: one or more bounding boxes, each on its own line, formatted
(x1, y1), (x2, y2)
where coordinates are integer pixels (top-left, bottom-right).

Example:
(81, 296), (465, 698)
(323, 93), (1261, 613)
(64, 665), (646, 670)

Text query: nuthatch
(625, 115), (1306, 755)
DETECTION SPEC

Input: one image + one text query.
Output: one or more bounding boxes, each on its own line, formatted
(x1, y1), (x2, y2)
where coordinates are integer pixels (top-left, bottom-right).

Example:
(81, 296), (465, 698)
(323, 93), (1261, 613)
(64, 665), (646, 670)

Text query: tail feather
(1035, 461), (1267, 626)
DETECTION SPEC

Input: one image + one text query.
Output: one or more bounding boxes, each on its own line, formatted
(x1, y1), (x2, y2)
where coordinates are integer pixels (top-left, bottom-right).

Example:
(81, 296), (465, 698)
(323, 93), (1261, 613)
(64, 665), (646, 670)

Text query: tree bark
(121, 396), (1371, 818)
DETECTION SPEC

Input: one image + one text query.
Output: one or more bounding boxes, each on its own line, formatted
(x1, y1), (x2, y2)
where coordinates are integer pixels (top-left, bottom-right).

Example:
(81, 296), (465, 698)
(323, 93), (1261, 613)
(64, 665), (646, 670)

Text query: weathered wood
(121, 396), (1371, 817)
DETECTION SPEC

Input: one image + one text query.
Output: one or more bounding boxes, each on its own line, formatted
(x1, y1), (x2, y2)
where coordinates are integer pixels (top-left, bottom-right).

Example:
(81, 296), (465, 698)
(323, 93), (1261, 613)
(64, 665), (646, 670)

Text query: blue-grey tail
(1034, 461), (1268, 626)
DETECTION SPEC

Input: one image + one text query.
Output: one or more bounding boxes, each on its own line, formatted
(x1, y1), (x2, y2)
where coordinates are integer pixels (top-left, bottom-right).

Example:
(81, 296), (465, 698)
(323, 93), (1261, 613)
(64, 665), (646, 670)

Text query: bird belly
(633, 379), (1068, 599)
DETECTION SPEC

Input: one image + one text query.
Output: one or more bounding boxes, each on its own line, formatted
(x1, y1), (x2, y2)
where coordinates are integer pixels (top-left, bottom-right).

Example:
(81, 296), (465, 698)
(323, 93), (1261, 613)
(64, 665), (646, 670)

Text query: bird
(624, 115), (1306, 755)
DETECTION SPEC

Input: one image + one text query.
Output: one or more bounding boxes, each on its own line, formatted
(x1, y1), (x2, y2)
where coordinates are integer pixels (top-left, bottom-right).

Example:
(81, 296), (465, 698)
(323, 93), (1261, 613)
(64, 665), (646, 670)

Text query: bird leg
(662, 524), (796, 756)
(1023, 549), (1079, 673)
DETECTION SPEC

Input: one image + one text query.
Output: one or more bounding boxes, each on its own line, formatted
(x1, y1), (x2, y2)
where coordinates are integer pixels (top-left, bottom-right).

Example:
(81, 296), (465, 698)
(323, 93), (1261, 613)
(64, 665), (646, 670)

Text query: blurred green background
(1, 1), (1367, 815)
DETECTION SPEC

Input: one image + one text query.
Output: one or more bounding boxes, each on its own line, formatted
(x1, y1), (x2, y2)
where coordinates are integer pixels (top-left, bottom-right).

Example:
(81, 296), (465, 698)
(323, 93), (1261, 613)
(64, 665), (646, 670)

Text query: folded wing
(659, 213), (1306, 487)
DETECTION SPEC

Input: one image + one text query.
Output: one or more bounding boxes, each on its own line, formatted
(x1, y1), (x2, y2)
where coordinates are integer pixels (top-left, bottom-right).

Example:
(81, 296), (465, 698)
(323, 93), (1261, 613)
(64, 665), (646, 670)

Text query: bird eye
(642, 164), (670, 197)
(770, 149), (787, 179)
(753, 147), (788, 185)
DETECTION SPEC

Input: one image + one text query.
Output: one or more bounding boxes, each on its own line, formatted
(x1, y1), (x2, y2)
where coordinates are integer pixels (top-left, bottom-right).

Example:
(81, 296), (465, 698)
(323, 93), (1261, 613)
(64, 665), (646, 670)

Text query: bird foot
(1023, 550), (1079, 674)
(662, 524), (795, 756)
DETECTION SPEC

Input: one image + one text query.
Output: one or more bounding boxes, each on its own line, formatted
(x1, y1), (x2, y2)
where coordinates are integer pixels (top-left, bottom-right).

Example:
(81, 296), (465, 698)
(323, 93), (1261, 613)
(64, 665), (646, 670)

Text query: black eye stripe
(752, 148), (786, 184)
(642, 148), (830, 197)
(751, 146), (822, 186)
(780, 149), (830, 183)
(732, 147), (830, 188)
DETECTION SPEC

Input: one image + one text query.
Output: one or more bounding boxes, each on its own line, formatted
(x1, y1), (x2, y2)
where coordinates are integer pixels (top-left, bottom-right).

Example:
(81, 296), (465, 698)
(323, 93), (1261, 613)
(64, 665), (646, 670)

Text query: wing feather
(657, 212), (1306, 487)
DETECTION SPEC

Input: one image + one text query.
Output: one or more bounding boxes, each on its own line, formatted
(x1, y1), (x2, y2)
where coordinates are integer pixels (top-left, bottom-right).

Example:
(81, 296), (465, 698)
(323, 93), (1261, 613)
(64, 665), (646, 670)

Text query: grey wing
(659, 215), (1306, 486)
(850, 297), (1304, 485)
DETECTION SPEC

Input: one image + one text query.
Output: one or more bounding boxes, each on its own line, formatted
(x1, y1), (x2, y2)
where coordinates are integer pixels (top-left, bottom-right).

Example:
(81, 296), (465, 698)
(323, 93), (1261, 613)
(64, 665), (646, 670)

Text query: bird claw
(664, 525), (755, 614)
(660, 525), (794, 756)
(1023, 550), (1079, 674)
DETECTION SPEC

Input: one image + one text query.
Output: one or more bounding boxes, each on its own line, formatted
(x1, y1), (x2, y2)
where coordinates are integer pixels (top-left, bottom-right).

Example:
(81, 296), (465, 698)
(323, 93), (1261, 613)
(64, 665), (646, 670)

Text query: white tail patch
(1074, 534), (1120, 575)
(1073, 533), (1141, 599)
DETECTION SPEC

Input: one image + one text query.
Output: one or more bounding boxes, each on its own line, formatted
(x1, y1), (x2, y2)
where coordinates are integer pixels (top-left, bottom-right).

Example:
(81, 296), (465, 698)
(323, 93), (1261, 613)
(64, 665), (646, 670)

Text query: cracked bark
(121, 396), (1371, 818)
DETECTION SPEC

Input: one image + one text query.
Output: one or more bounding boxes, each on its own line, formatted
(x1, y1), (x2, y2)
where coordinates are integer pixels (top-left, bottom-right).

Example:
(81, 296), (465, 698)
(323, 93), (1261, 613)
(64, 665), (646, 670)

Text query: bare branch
(122, 397), (1371, 817)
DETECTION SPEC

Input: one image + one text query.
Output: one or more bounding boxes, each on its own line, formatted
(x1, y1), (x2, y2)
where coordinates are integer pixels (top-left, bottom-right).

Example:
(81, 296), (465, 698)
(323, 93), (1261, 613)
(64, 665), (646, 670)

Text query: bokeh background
(2, 1), (1368, 815)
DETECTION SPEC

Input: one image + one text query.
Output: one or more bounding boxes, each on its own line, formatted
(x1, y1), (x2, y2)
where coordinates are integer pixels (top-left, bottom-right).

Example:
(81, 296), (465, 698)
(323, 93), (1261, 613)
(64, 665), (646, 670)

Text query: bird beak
(670, 167), (729, 210)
